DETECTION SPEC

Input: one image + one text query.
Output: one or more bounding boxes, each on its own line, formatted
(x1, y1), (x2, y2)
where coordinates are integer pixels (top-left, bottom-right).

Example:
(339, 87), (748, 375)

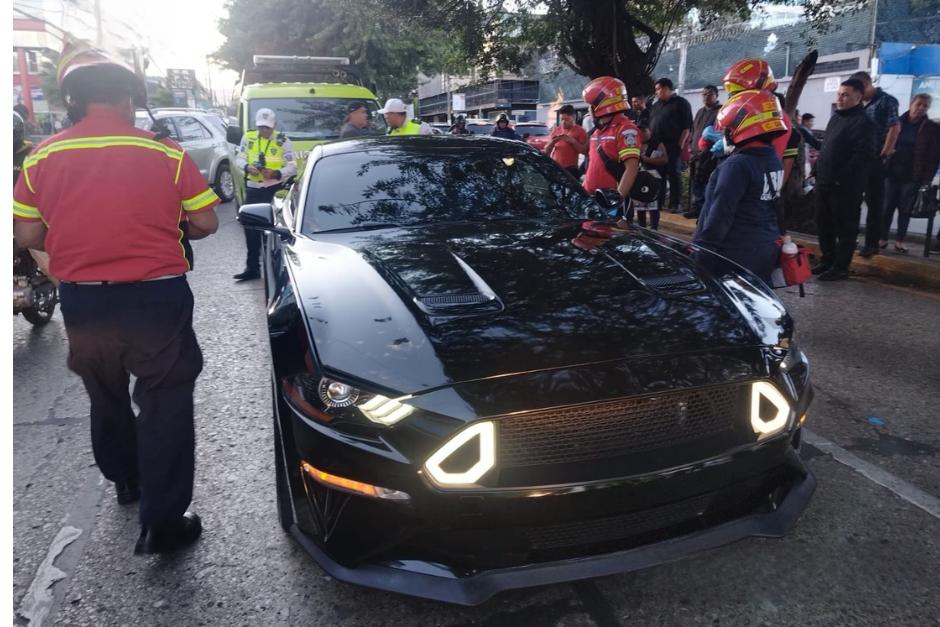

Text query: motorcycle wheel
(21, 286), (57, 326)
(22, 304), (55, 326)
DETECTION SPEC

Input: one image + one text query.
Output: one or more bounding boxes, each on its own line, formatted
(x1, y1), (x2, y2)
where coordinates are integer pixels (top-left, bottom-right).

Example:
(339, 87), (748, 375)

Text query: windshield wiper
(315, 222), (404, 233)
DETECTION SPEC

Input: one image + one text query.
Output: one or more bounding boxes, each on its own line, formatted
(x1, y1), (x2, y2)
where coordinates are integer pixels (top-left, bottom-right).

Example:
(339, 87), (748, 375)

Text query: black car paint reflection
(245, 136), (814, 605)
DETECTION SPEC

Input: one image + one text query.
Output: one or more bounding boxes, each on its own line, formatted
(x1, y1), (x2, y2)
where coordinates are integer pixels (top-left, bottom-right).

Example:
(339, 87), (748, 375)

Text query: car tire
(214, 162), (235, 202)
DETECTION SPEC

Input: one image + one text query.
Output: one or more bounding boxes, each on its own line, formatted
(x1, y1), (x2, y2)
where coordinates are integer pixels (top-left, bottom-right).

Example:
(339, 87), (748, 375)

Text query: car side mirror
(593, 188), (623, 209)
(238, 202), (293, 239)
(226, 124), (244, 145)
(522, 133), (530, 140)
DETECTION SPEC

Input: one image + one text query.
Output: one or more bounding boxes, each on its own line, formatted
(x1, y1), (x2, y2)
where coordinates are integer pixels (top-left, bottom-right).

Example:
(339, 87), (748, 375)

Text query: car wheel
(215, 163), (235, 202)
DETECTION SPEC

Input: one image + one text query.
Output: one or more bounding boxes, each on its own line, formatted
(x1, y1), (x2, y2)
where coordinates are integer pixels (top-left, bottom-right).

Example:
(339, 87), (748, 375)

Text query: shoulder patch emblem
(622, 128), (638, 147)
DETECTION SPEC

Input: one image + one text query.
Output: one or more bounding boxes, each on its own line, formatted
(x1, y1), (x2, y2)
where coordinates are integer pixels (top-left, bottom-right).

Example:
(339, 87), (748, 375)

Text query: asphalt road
(12, 202), (940, 626)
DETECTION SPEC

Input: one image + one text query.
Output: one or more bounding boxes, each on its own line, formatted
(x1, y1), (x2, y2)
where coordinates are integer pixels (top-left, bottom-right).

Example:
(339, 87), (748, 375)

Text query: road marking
(16, 526), (83, 626)
(804, 429), (940, 521)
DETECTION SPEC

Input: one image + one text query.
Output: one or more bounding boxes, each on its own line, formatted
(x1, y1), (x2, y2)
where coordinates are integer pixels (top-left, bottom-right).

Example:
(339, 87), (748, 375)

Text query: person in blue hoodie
(693, 89), (788, 285)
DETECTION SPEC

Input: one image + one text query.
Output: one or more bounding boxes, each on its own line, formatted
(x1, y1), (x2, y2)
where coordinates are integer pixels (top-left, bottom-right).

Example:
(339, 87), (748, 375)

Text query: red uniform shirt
(13, 107), (219, 283)
(583, 113), (641, 194)
(548, 123), (588, 169)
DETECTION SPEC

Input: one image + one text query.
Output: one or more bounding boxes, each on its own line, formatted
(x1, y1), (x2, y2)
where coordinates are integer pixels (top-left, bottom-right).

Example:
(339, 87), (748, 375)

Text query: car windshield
(466, 124), (494, 135)
(302, 147), (589, 234)
(248, 98), (386, 140)
(519, 125), (550, 136)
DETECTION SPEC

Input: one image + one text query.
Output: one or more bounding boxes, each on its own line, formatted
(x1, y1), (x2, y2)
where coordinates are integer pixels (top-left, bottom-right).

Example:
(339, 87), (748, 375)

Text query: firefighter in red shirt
(13, 39), (220, 555)
(582, 76), (641, 220)
(723, 58), (801, 185)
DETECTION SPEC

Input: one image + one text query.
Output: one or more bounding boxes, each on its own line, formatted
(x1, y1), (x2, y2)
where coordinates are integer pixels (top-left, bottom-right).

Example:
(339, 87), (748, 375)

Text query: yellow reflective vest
(243, 129), (288, 183)
(388, 120), (424, 136)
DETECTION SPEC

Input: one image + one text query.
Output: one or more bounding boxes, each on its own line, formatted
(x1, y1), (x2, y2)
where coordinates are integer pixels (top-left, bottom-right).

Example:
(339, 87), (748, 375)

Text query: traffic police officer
(234, 107), (297, 280)
(13, 38), (220, 554)
(380, 98), (433, 136)
(581, 76), (642, 221)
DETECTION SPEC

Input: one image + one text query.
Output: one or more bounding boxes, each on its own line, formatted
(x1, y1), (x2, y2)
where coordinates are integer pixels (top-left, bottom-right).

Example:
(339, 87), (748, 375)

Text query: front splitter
(288, 467), (816, 606)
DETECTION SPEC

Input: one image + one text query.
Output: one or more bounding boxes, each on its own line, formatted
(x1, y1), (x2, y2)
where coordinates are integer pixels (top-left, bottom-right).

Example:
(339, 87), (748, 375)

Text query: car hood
(288, 220), (790, 395)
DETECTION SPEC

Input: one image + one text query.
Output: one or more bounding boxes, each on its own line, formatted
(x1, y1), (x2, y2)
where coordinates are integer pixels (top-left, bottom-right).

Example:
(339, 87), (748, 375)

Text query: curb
(657, 212), (940, 292)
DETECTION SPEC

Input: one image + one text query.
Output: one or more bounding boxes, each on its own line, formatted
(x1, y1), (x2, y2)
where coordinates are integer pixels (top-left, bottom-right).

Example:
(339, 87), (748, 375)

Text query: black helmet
(631, 171), (662, 204)
(496, 113), (510, 123)
(13, 111), (25, 150)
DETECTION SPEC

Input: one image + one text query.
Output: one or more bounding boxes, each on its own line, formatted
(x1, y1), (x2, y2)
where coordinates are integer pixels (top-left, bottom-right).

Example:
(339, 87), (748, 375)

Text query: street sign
(172, 89), (188, 106)
(167, 68), (196, 90)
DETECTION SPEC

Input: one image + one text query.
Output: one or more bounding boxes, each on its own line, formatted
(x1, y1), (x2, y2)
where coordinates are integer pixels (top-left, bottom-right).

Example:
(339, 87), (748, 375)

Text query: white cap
(255, 108), (276, 128)
(378, 98), (407, 114)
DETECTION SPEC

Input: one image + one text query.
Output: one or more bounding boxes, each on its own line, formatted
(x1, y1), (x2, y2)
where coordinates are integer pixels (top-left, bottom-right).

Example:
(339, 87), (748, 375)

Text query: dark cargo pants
(59, 276), (203, 526)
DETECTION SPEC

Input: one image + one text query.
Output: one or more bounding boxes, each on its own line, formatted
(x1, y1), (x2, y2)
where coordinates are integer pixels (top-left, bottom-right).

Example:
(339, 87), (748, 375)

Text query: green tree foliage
(383, 0), (870, 96)
(215, 0), (461, 98)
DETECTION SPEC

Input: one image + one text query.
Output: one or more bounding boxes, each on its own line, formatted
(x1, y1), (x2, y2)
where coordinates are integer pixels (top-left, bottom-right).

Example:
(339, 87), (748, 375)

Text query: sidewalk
(657, 212), (940, 292)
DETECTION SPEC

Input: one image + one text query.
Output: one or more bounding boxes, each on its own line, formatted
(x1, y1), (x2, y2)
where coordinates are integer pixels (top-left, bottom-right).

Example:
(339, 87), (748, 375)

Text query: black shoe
(858, 246), (879, 258)
(233, 269), (261, 281)
(810, 263), (832, 276)
(134, 512), (202, 555)
(115, 481), (140, 505)
(682, 211), (699, 219)
(817, 268), (850, 282)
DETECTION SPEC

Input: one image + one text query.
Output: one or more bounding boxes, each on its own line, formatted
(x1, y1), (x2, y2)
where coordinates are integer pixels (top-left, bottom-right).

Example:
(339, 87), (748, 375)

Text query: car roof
(516, 122), (547, 126)
(317, 135), (539, 159)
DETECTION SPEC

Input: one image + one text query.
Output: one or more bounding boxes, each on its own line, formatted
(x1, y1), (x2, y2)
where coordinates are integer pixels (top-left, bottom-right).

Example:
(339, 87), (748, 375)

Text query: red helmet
(57, 37), (147, 106)
(723, 58), (778, 95)
(715, 89), (787, 146)
(582, 76), (629, 118)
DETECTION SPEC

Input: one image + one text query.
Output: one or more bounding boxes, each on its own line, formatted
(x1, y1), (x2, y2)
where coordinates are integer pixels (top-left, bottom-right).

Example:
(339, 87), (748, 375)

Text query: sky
(97, 0), (240, 101)
(14, 0), (240, 103)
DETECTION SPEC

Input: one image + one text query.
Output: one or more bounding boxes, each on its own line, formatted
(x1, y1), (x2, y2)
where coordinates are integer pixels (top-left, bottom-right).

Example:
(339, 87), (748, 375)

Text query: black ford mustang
(237, 136), (815, 605)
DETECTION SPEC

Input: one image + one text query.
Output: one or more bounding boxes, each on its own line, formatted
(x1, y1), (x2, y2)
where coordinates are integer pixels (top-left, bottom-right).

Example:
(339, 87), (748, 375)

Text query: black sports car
(237, 136), (815, 605)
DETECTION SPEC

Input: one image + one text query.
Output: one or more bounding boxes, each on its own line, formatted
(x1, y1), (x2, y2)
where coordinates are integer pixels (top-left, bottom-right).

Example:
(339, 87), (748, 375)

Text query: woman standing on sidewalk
(881, 94), (940, 254)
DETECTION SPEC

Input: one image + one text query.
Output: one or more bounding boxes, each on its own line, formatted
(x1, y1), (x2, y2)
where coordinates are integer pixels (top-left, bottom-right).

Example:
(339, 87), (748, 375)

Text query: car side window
(175, 116), (212, 142)
(153, 117), (179, 141)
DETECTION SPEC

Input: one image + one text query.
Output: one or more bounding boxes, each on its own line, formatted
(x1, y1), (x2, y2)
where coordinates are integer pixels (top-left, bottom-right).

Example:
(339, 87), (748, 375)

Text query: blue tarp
(880, 42), (940, 76)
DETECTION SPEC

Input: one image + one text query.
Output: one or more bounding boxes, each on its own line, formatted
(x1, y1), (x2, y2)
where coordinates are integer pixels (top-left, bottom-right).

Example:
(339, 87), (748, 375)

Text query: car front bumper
(288, 451), (814, 605)
(282, 377), (816, 605)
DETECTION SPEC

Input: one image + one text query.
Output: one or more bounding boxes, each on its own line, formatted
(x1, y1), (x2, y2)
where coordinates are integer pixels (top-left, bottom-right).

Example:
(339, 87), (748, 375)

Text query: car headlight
(750, 381), (791, 437)
(318, 378), (359, 408)
(424, 421), (496, 487)
(288, 375), (415, 426)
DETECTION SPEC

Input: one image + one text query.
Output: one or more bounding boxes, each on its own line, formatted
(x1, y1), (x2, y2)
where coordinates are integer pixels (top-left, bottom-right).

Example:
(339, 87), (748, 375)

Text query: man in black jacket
(812, 80), (877, 281)
(649, 78), (693, 212)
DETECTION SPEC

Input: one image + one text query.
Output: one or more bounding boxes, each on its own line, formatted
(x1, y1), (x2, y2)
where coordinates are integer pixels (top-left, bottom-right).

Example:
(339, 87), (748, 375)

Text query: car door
(173, 115), (216, 183)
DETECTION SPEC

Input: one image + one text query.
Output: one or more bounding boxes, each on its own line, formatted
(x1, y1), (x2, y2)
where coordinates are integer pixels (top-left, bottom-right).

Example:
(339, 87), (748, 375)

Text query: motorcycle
(13, 240), (58, 325)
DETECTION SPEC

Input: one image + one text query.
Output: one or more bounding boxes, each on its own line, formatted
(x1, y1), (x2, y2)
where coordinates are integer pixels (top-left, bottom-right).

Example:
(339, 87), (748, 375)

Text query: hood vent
(641, 272), (705, 295)
(420, 294), (492, 307)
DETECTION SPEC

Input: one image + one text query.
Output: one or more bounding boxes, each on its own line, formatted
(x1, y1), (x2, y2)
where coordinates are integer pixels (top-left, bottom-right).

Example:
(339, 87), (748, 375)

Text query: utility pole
(94, 0), (103, 46)
(205, 56), (214, 108)
(677, 36), (688, 93)
(868, 0), (880, 72)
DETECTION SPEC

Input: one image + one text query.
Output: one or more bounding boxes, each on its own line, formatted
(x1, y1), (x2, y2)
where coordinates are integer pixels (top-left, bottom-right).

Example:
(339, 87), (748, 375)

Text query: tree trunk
(557, 0), (659, 97)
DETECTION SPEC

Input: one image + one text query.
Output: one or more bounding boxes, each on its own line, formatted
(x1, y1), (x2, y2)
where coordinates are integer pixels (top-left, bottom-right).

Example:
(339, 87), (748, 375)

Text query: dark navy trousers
(59, 277), (203, 526)
(243, 185), (279, 271)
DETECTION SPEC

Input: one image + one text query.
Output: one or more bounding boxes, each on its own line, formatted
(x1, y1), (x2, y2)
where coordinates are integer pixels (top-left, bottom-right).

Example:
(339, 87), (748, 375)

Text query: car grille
(497, 385), (742, 468)
(522, 493), (713, 550)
